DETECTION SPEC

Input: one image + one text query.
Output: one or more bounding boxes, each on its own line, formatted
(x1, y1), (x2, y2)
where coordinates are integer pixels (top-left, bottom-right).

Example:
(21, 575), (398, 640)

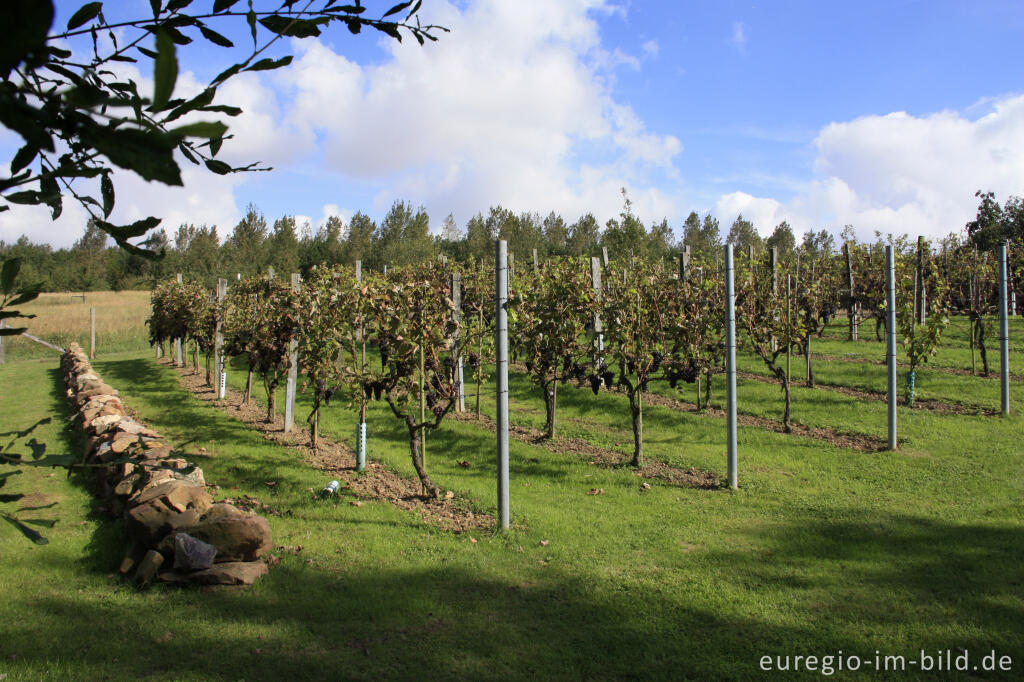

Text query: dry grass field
(1, 290), (152, 362)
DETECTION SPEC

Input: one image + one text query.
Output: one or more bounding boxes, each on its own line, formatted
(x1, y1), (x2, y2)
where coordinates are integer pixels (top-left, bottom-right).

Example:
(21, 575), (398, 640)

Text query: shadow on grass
(21, 511), (1024, 680)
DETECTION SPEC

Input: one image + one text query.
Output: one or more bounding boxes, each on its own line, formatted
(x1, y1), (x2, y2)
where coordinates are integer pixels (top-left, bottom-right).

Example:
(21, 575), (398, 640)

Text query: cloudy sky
(3, 0), (1024, 248)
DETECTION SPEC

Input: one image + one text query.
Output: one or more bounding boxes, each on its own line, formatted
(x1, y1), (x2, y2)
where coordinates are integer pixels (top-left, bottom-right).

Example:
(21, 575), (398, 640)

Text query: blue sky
(3, 0), (1023, 247)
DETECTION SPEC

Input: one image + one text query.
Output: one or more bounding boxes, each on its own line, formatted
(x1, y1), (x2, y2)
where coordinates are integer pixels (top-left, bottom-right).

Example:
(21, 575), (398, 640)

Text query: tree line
(3, 189), (1022, 292)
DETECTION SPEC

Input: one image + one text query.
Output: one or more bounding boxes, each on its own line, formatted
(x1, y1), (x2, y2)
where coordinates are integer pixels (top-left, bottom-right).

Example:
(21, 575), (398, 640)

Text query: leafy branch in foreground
(1, 0), (447, 254)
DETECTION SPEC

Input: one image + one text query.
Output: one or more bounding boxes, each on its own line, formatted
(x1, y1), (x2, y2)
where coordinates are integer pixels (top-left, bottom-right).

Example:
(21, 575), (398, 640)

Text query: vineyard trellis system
(148, 235), (1018, 527)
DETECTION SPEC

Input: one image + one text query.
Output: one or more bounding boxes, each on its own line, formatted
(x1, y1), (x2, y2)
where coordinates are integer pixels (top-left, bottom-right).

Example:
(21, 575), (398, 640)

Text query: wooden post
(0, 320), (6, 365)
(508, 252), (515, 280)
(89, 307), (96, 359)
(215, 278), (227, 400)
(602, 246), (609, 268)
(268, 266), (275, 283)
(680, 245), (690, 281)
(532, 248), (539, 272)
(283, 273), (300, 432)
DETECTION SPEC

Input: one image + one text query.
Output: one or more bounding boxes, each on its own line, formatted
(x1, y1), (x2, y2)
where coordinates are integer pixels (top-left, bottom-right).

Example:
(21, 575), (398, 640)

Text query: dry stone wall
(61, 343), (271, 587)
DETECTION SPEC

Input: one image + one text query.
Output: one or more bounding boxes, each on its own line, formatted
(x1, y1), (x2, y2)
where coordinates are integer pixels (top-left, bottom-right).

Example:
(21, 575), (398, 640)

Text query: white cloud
(275, 0), (682, 227)
(714, 93), (1024, 242)
(715, 192), (784, 234)
(641, 40), (659, 59)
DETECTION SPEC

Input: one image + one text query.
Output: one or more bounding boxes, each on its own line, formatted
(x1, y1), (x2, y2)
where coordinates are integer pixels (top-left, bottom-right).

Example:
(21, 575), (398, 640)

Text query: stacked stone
(61, 343), (271, 587)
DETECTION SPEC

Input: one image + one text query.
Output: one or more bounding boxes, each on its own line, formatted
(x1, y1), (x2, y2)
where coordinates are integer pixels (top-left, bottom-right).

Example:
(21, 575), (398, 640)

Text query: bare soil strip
(735, 370), (1000, 417)
(449, 410), (722, 489)
(166, 360), (493, 533)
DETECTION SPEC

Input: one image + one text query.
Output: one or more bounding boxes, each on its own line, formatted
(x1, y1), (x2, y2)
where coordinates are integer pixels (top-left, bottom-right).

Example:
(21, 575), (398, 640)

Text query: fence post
(602, 247), (609, 269)
(724, 245), (738, 490)
(215, 278), (227, 400)
(917, 236), (927, 325)
(89, 307), (96, 359)
(998, 242), (1011, 416)
(495, 239), (510, 531)
(886, 245), (898, 450)
(0, 320), (5, 365)
(590, 257), (603, 354)
(355, 260), (367, 470)
(284, 273), (300, 432)
(680, 245), (690, 280)
(845, 242), (858, 340)
(175, 273), (183, 366)
(532, 248), (539, 272)
(451, 272), (465, 412)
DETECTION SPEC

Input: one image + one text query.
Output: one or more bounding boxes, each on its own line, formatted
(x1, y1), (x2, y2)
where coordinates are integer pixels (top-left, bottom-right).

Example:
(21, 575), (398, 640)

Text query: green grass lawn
(1, 325), (1023, 679)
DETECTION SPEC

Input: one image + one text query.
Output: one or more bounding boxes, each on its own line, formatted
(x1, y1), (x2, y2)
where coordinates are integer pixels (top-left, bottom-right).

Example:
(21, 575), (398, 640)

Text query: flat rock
(126, 500), (202, 547)
(159, 561), (267, 586)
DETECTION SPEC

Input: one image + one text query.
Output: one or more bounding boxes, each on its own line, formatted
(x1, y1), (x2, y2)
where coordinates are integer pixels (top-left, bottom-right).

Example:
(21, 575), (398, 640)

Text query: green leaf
(149, 0), (160, 17)
(211, 62), (243, 85)
(383, 2), (412, 18)
(79, 125), (182, 186)
(243, 56), (293, 72)
(136, 45), (158, 59)
(374, 22), (402, 41)
(199, 104), (242, 116)
(101, 173), (114, 218)
(96, 217), (162, 242)
(335, 4), (367, 14)
(166, 0), (194, 11)
(10, 144), (38, 175)
(67, 2), (103, 30)
(259, 15), (322, 38)
(209, 136), (223, 157)
(40, 175), (61, 219)
(164, 87), (215, 122)
(205, 159), (232, 175)
(2, 514), (48, 544)
(3, 191), (40, 205)
(345, 18), (362, 34)
(170, 121), (228, 139)
(198, 24), (234, 47)
(214, 0), (241, 12)
(152, 30), (178, 111)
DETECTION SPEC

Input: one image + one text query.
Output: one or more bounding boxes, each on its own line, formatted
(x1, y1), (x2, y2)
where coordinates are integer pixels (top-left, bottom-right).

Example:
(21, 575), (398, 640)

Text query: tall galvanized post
(886, 245), (898, 450)
(355, 260), (367, 470)
(495, 239), (510, 531)
(724, 245), (738, 490)
(215, 278), (227, 399)
(998, 242), (1011, 416)
(175, 273), (183, 366)
(283, 273), (300, 433)
(452, 272), (465, 412)
(845, 242), (858, 340)
(770, 247), (778, 294)
(89, 307), (96, 359)
(590, 257), (603, 354)
(917, 236), (927, 325)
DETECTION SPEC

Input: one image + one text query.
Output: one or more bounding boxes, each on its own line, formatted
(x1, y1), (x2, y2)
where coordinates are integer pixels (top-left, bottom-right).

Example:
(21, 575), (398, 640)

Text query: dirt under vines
(165, 360), (493, 533)
(450, 410), (722, 489)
